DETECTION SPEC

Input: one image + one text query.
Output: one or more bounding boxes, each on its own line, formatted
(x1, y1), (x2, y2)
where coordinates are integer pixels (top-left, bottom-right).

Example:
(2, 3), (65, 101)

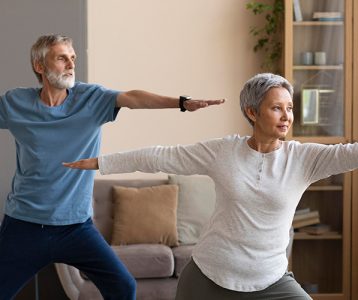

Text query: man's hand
(116, 90), (225, 110)
(184, 99), (225, 112)
(62, 158), (99, 170)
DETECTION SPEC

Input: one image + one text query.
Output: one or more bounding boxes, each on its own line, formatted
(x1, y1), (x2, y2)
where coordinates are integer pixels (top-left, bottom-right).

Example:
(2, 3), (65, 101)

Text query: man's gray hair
(240, 73), (293, 126)
(30, 34), (73, 84)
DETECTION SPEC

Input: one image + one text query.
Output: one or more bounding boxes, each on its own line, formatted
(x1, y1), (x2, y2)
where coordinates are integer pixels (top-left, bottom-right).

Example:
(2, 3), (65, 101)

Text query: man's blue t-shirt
(0, 82), (119, 225)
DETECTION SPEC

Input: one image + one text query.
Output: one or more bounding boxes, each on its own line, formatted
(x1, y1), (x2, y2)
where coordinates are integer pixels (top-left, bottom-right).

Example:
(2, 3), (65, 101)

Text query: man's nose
(67, 60), (75, 69)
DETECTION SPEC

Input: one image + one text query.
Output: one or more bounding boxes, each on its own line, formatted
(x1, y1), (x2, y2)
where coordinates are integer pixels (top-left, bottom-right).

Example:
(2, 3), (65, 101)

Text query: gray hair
(240, 73), (293, 126)
(30, 34), (73, 83)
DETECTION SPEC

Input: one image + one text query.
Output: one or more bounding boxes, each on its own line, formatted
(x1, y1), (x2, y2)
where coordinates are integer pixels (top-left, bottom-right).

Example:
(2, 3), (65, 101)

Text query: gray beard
(45, 70), (75, 89)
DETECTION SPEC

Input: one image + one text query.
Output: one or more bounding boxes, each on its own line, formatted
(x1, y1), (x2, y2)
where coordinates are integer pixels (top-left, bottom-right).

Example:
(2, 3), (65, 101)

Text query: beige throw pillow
(168, 174), (216, 244)
(111, 185), (179, 247)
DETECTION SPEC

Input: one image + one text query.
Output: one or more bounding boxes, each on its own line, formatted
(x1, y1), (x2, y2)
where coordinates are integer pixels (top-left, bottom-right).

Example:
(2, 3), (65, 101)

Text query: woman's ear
(245, 107), (257, 123)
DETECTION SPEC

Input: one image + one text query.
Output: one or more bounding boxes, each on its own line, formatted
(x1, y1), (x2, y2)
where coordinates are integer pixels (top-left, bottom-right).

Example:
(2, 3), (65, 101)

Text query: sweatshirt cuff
(98, 156), (107, 175)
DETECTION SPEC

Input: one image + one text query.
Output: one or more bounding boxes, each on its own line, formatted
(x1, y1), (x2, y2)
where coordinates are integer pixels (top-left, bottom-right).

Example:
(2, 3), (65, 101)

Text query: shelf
(294, 231), (342, 240)
(310, 294), (344, 300)
(287, 136), (348, 144)
(293, 65), (343, 70)
(294, 21), (344, 26)
(307, 185), (343, 191)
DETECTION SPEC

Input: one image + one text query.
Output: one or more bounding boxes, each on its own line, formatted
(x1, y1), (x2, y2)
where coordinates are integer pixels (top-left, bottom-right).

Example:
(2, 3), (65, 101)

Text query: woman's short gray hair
(30, 34), (73, 84)
(240, 73), (293, 126)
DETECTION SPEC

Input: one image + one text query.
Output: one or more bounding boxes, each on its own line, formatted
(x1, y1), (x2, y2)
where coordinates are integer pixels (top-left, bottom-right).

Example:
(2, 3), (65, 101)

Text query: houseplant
(246, 0), (284, 74)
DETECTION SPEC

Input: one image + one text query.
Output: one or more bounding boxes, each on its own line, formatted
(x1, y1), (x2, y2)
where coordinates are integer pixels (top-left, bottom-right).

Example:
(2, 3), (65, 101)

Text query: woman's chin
(277, 132), (288, 139)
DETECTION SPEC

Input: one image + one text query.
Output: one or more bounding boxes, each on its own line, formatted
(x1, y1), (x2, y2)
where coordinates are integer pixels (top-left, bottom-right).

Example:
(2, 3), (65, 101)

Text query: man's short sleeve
(0, 95), (8, 129)
(80, 83), (119, 125)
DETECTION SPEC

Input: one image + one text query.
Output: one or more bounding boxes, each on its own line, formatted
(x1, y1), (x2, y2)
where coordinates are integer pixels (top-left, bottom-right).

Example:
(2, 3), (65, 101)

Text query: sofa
(55, 175), (217, 300)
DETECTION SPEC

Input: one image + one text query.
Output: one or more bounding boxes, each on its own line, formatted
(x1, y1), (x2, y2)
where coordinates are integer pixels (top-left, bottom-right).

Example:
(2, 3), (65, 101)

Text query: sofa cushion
(168, 174), (216, 244)
(111, 185), (179, 247)
(112, 244), (174, 279)
(172, 244), (195, 277)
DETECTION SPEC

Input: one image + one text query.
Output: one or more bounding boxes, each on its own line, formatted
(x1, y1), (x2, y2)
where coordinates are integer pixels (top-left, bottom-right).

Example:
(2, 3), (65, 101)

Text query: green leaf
(246, 0), (284, 73)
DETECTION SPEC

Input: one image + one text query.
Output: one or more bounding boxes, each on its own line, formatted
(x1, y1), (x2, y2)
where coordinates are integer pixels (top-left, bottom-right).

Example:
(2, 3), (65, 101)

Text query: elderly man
(0, 34), (224, 300)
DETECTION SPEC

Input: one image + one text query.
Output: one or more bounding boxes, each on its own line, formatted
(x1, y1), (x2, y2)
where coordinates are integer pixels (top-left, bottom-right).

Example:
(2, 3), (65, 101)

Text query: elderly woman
(64, 73), (358, 300)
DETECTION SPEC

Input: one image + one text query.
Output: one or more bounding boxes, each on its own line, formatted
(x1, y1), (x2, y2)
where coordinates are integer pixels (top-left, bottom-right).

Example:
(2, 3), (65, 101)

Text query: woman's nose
(281, 110), (288, 120)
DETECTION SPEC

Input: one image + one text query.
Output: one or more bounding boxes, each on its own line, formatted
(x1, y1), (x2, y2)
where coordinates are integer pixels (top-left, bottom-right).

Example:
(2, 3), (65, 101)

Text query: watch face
(180, 95), (191, 100)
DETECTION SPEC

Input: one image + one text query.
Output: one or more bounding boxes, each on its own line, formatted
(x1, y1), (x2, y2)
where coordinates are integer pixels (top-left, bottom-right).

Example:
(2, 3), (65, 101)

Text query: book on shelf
(312, 11), (343, 21)
(293, 0), (303, 22)
(298, 223), (331, 235)
(293, 209), (320, 229)
(313, 12), (342, 19)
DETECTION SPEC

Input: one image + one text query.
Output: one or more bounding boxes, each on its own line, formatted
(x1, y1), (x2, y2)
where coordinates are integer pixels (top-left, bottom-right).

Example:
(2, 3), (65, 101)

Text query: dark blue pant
(0, 215), (136, 300)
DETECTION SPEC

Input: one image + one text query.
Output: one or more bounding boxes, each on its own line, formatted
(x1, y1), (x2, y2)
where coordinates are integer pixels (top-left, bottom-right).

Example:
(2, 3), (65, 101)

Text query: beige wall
(88, 0), (264, 178)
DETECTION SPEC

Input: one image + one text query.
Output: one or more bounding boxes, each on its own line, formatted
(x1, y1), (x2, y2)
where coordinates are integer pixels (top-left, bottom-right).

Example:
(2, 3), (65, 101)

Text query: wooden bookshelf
(284, 0), (353, 298)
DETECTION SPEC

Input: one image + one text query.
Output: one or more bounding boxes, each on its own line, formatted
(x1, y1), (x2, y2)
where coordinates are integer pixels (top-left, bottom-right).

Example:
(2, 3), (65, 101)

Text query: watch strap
(179, 95), (191, 112)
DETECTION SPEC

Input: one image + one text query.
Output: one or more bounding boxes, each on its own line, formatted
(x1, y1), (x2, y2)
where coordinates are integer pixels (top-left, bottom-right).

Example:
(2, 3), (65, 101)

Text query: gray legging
(175, 258), (312, 300)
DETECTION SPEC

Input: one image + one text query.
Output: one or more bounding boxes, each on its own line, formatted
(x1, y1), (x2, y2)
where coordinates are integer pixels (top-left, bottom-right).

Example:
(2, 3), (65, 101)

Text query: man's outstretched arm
(116, 90), (225, 111)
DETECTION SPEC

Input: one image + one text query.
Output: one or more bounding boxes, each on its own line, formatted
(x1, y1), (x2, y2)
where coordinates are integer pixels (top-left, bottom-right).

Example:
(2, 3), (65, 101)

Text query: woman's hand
(62, 158), (99, 170)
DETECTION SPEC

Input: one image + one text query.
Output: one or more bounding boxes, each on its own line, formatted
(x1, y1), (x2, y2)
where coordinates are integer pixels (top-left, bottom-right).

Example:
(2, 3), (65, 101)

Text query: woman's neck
(247, 136), (282, 153)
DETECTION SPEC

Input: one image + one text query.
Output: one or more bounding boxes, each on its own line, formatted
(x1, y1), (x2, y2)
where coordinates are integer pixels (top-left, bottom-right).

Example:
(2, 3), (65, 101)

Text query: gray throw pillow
(168, 174), (216, 244)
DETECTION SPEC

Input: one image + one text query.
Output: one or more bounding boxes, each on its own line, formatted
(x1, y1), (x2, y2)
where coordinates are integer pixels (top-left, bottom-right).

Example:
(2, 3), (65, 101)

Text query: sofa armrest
(55, 263), (87, 300)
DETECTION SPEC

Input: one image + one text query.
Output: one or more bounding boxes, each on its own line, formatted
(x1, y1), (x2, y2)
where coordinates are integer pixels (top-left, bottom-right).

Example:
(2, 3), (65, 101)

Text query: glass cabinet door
(285, 0), (351, 143)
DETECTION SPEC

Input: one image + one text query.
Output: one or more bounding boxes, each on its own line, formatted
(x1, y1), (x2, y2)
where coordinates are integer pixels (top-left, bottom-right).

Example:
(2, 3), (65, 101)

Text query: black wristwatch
(179, 95), (191, 112)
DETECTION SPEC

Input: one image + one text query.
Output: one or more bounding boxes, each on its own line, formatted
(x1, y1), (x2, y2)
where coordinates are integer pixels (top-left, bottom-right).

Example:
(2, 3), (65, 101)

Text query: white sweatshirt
(99, 135), (358, 292)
